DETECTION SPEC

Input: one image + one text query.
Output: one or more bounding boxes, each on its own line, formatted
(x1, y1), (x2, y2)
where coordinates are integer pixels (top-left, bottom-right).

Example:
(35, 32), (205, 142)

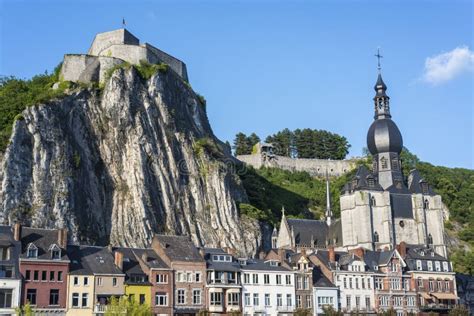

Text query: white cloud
(422, 46), (474, 85)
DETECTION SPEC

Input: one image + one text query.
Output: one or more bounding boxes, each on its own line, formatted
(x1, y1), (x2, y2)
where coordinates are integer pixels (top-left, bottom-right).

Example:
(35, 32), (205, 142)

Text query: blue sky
(1, 0), (472, 168)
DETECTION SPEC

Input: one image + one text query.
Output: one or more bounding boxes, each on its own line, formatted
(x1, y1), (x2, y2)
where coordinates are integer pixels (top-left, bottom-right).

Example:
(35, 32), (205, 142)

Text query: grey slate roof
(404, 245), (450, 272)
(20, 227), (68, 260)
(68, 245), (123, 275)
(312, 250), (350, 270)
(241, 259), (292, 272)
(0, 225), (21, 279)
(312, 266), (336, 288)
(408, 170), (435, 195)
(390, 193), (414, 219)
(350, 166), (383, 191)
(363, 250), (395, 272)
(204, 248), (240, 272)
(154, 235), (204, 262)
(287, 218), (328, 247)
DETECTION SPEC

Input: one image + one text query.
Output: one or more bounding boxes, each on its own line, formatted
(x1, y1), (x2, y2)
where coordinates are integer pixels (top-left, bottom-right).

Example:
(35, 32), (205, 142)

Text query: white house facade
(240, 259), (295, 316)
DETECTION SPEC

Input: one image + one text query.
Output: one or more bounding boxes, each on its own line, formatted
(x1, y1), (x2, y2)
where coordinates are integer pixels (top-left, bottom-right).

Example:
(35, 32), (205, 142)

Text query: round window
(399, 220), (405, 228)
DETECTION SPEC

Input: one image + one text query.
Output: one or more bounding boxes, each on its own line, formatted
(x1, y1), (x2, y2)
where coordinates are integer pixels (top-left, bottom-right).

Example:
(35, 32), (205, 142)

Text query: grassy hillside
(239, 157), (473, 274)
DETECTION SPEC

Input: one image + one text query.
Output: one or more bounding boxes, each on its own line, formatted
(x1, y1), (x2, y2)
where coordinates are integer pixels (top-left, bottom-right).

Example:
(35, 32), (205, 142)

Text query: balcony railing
(276, 305), (294, 312)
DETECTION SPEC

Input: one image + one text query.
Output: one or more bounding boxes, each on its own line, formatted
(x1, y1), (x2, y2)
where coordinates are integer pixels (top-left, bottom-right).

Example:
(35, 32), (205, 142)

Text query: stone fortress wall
(60, 29), (188, 84)
(236, 143), (357, 177)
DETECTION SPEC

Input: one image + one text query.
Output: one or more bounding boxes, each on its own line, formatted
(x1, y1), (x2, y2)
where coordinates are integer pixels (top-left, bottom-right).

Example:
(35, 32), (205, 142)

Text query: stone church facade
(275, 71), (448, 258)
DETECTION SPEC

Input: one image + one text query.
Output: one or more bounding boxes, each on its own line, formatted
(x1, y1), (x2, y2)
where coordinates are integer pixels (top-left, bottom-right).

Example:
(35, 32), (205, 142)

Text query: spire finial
(281, 206), (286, 218)
(375, 47), (383, 73)
(122, 17), (126, 28)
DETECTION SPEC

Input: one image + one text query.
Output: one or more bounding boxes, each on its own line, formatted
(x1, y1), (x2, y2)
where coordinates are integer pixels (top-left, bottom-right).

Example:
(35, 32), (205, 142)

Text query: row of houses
(0, 224), (468, 316)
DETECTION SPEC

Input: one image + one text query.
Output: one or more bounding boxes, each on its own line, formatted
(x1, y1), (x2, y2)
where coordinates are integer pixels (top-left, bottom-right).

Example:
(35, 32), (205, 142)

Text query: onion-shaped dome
(367, 118), (403, 155)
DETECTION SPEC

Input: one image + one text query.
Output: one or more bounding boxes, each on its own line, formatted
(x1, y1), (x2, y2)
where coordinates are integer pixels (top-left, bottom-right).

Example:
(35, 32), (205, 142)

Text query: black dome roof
(367, 118), (403, 155)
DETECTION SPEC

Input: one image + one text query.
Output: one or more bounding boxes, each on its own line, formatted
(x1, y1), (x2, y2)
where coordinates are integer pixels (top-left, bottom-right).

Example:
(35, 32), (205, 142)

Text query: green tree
(294, 308), (312, 316)
(247, 132), (260, 149)
(448, 305), (469, 316)
(322, 305), (344, 316)
(233, 132), (250, 155)
(265, 128), (295, 157)
(15, 303), (33, 316)
(104, 296), (152, 316)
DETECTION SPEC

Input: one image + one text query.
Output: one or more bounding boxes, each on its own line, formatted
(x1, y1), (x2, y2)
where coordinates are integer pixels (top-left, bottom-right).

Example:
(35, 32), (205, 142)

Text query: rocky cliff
(0, 66), (261, 256)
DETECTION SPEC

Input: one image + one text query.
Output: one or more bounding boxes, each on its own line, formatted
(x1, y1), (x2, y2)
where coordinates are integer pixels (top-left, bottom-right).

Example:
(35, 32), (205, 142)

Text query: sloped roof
(68, 245), (123, 275)
(154, 235), (204, 262)
(363, 249), (396, 272)
(312, 250), (350, 271)
(286, 218), (328, 247)
(312, 266), (336, 288)
(240, 258), (292, 272)
(408, 170), (435, 195)
(204, 248), (240, 272)
(350, 166), (384, 191)
(20, 227), (68, 260)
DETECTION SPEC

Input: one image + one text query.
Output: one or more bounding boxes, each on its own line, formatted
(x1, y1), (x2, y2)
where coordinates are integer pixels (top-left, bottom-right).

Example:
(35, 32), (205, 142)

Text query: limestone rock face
(0, 67), (261, 256)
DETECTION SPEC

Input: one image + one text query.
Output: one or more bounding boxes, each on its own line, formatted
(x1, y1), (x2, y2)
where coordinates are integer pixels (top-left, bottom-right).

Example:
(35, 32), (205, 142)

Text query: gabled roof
(204, 248), (240, 272)
(349, 165), (384, 192)
(154, 235), (204, 262)
(20, 227), (68, 260)
(240, 258), (292, 272)
(68, 245), (123, 275)
(311, 250), (350, 271)
(286, 218), (328, 247)
(363, 249), (404, 272)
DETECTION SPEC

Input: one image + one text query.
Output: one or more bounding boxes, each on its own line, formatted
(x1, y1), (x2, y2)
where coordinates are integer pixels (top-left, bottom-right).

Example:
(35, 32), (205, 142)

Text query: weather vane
(375, 47), (383, 72)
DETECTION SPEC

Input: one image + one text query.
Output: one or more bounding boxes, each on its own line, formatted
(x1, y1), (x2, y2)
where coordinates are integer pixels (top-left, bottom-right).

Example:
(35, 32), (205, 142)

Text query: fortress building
(60, 28), (188, 84)
(340, 71), (448, 257)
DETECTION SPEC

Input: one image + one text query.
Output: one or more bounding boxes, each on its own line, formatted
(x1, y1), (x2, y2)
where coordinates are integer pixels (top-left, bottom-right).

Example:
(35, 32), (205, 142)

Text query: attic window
(239, 259), (247, 266)
(52, 249), (61, 260)
(269, 261), (280, 267)
(27, 244), (38, 258)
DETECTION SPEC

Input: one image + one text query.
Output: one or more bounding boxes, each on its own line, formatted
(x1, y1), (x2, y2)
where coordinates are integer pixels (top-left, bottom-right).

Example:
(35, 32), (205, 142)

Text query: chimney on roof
(301, 248), (307, 257)
(58, 228), (68, 248)
(397, 242), (407, 258)
(115, 251), (123, 270)
(352, 247), (365, 259)
(13, 222), (21, 241)
(278, 248), (285, 262)
(328, 246), (336, 263)
(198, 248), (205, 259)
(223, 247), (236, 257)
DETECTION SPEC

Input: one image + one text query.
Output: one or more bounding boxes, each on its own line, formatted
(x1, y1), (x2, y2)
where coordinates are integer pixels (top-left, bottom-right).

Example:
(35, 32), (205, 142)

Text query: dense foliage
(0, 64), (67, 152)
(232, 132), (260, 155)
(233, 128), (350, 159)
(239, 166), (354, 225)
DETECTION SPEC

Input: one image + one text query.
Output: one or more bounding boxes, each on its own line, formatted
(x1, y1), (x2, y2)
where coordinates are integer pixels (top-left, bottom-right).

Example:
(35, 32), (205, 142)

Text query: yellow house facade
(124, 283), (152, 306)
(66, 273), (95, 316)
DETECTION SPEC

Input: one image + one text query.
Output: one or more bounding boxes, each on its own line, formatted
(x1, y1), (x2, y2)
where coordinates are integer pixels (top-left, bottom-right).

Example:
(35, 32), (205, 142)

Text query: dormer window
(49, 244), (61, 260)
(27, 244), (38, 258)
(416, 260), (422, 271)
(269, 260), (280, 267)
(421, 182), (429, 195)
(367, 177), (375, 187)
(239, 259), (247, 266)
(212, 255), (231, 262)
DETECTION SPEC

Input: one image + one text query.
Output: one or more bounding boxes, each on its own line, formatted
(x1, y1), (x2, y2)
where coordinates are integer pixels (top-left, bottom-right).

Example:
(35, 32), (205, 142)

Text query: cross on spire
(375, 47), (383, 72)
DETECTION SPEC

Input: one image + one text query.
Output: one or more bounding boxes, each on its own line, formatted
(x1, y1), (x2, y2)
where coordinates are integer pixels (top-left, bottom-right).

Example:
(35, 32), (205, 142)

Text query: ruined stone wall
(237, 154), (356, 177)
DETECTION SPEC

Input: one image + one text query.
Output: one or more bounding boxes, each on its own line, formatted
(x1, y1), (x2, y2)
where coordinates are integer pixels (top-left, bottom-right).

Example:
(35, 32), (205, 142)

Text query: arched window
(424, 199), (430, 210)
(428, 234), (433, 245)
(373, 232), (379, 243)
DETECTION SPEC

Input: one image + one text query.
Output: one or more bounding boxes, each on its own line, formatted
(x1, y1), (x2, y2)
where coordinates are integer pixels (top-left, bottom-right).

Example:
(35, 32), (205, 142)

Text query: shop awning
(433, 293), (458, 300)
(420, 293), (432, 299)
